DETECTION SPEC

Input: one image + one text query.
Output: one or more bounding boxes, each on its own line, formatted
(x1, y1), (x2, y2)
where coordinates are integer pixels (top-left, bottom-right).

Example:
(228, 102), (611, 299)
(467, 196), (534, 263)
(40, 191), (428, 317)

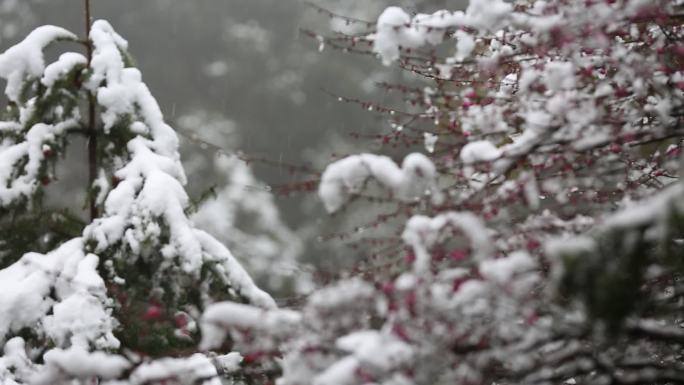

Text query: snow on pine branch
(0, 26), (83, 209)
(41, 52), (87, 88)
(200, 301), (301, 351)
(0, 25), (75, 103)
(33, 347), (130, 385)
(19, 344), (227, 385)
(0, 239), (118, 349)
(0, 120), (77, 207)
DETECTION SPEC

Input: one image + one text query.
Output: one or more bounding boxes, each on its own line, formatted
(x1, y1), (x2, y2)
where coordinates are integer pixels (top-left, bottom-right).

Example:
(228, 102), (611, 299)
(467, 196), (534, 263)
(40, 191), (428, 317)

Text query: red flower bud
(174, 313), (188, 329)
(526, 239), (541, 250)
(382, 281), (396, 296)
(144, 305), (162, 321)
(610, 143), (622, 154)
(449, 249), (468, 262)
(243, 351), (265, 364)
(392, 323), (411, 341)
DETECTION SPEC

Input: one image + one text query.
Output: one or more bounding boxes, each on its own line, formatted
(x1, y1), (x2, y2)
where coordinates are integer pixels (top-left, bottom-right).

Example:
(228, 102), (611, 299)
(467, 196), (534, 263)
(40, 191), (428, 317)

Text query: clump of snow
(0, 338), (33, 384)
(373, 7), (421, 65)
(479, 252), (536, 285)
(319, 153), (438, 213)
(521, 172), (541, 210)
(43, 252), (120, 349)
(33, 347), (130, 385)
(0, 239), (118, 349)
(128, 353), (222, 385)
(543, 62), (575, 92)
(314, 330), (412, 385)
(454, 30), (475, 61)
(0, 25), (75, 102)
(213, 352), (243, 373)
(194, 230), (276, 309)
(460, 140), (502, 164)
(336, 330), (413, 370)
(465, 0), (513, 31)
(372, 7), (465, 65)
(423, 132), (438, 153)
(403, 212), (493, 273)
(307, 278), (377, 311)
(370, 0), (511, 64)
(200, 301), (301, 350)
(41, 52), (86, 88)
(0, 120), (76, 207)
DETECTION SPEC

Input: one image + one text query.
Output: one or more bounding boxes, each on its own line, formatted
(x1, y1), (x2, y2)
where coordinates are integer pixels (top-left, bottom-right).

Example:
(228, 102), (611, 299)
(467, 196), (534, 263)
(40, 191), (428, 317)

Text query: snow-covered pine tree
(0, 3), (274, 384)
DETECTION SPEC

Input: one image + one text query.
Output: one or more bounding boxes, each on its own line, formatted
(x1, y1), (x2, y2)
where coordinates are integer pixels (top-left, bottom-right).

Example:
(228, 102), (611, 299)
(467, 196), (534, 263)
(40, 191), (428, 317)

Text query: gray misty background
(0, 0), (466, 289)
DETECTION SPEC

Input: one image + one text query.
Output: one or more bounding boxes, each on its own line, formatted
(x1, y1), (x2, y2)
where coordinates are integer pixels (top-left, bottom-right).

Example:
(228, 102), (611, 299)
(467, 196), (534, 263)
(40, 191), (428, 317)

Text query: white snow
(128, 354), (222, 385)
(307, 278), (377, 310)
(336, 330), (413, 370)
(460, 140), (502, 164)
(373, 7), (422, 66)
(200, 301), (301, 350)
(479, 252), (536, 285)
(0, 25), (76, 102)
(372, 7), (466, 65)
(0, 120), (76, 207)
(213, 352), (243, 373)
(465, 0), (513, 31)
(319, 153), (438, 213)
(194, 230), (277, 309)
(34, 347), (130, 385)
(41, 52), (86, 88)
(543, 62), (576, 92)
(403, 212), (493, 273)
(423, 132), (438, 153)
(454, 30), (475, 61)
(0, 338), (33, 384)
(314, 331), (412, 385)
(0, 239), (118, 349)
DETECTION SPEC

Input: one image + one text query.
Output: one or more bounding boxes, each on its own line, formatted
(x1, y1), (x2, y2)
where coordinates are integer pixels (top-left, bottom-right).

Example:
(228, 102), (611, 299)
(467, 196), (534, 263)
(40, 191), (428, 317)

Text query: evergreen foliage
(0, 7), (273, 384)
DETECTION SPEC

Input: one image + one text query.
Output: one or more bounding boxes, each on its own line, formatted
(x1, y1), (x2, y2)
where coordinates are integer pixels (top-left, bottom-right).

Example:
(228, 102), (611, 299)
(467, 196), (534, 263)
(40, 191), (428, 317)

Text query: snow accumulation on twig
(318, 152), (441, 213)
